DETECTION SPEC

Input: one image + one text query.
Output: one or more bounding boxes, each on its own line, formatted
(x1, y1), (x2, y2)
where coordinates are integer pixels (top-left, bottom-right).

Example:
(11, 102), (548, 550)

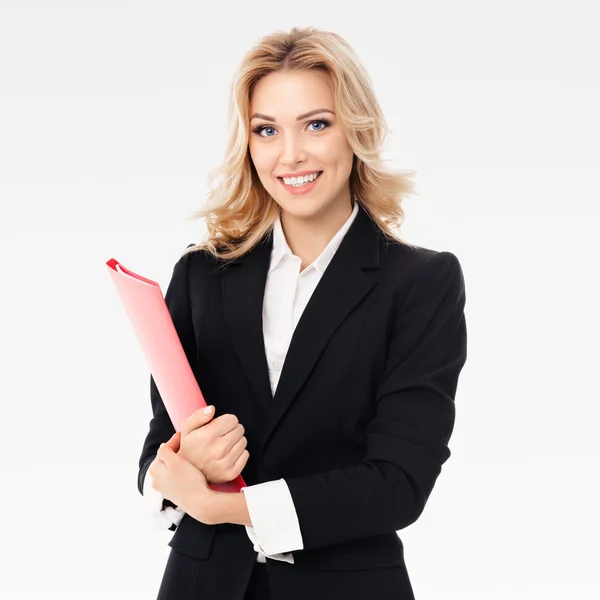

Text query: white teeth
(282, 172), (321, 186)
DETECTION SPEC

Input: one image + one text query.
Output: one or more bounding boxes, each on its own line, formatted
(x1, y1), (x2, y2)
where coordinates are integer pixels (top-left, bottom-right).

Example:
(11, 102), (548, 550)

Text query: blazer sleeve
(283, 250), (468, 552)
(136, 245), (197, 521)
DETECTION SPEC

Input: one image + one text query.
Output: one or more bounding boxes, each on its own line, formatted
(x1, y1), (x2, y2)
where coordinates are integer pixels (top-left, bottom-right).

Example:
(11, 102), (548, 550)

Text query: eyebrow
(249, 108), (335, 121)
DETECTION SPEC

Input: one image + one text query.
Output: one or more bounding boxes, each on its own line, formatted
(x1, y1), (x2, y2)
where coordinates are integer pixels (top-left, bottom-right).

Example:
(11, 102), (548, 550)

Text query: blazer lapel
(221, 233), (274, 414)
(221, 204), (382, 457)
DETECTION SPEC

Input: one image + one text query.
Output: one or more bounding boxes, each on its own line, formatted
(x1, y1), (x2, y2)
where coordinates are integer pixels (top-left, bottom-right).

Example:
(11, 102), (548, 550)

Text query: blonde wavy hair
(184, 26), (417, 263)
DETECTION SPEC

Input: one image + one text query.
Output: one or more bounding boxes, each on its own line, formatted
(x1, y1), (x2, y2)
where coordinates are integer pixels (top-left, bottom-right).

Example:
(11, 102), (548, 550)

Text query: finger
(230, 434), (248, 455)
(166, 431), (181, 452)
(211, 413), (242, 437)
(181, 406), (215, 436)
(157, 443), (171, 464)
(149, 455), (164, 481)
(231, 448), (250, 475)
(221, 423), (246, 452)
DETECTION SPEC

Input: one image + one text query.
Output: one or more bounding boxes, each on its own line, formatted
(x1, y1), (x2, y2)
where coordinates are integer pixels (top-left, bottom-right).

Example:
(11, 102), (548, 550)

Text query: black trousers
(157, 549), (271, 600)
(243, 560), (271, 599)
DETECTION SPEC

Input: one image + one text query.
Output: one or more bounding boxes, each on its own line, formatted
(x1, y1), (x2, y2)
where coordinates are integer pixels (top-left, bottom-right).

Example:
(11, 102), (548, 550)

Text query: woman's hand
(149, 431), (217, 524)
(179, 407), (250, 485)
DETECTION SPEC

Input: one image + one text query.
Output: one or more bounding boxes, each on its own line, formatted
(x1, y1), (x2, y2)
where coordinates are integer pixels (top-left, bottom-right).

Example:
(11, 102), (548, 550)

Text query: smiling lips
(279, 171), (322, 184)
(278, 171), (323, 195)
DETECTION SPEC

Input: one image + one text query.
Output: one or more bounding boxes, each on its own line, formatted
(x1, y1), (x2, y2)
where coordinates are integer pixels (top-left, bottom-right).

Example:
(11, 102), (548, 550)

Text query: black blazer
(137, 204), (467, 600)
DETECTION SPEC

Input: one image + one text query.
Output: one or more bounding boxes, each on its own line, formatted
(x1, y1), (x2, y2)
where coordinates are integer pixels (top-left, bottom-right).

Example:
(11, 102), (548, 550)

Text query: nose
(279, 131), (307, 166)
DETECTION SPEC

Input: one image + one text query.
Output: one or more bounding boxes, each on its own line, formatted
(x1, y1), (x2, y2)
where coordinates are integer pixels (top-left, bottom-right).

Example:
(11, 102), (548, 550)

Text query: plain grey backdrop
(1, 1), (598, 598)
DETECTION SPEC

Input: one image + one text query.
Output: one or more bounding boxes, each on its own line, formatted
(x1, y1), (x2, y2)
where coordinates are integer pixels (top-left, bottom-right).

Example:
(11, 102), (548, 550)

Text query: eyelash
(251, 118), (332, 138)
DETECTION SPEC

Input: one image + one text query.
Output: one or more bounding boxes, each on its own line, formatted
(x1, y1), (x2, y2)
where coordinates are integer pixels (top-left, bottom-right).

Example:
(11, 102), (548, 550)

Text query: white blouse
(143, 201), (359, 564)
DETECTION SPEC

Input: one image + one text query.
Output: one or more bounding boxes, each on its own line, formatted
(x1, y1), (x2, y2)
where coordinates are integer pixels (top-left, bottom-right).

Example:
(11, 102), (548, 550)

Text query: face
(248, 69), (355, 222)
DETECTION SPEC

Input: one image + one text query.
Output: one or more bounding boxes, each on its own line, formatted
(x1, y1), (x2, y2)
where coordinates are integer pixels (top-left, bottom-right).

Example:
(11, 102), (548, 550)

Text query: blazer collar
(221, 202), (382, 459)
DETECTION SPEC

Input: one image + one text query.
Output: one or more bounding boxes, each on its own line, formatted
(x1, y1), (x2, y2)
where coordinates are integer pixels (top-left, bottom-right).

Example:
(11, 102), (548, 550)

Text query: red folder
(106, 257), (246, 493)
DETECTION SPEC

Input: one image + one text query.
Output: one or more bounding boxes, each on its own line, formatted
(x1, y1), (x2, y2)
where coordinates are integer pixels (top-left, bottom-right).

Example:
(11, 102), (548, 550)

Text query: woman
(139, 26), (467, 600)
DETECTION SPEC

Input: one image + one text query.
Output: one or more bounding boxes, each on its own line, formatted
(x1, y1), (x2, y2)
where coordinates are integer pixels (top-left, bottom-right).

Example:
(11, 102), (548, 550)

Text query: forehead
(250, 70), (334, 116)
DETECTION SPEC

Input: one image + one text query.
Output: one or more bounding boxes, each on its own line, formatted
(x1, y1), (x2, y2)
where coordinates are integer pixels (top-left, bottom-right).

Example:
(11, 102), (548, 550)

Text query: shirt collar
(269, 200), (360, 276)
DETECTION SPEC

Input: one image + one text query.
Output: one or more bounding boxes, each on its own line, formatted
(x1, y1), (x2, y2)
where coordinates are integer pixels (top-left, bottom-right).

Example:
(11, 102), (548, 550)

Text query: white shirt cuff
(142, 463), (185, 529)
(241, 479), (303, 563)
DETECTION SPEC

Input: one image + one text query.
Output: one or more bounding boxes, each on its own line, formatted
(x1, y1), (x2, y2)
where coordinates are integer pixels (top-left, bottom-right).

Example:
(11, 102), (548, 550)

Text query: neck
(280, 197), (354, 268)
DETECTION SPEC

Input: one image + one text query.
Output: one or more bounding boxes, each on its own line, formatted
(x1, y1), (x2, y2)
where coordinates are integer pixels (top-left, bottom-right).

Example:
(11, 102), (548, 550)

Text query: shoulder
(380, 239), (465, 300)
(175, 242), (233, 283)
(382, 240), (460, 275)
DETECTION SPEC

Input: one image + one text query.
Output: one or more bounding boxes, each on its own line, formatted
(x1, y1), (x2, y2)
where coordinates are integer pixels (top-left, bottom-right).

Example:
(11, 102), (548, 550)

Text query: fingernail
(203, 406), (213, 414)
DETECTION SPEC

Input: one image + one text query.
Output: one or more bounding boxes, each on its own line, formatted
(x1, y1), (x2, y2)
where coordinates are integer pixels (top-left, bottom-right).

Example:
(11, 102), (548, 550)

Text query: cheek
(333, 138), (354, 163)
(320, 139), (352, 170)
(249, 147), (274, 176)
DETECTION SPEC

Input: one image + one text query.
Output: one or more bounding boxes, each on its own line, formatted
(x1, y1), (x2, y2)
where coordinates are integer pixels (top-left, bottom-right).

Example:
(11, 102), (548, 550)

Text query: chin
(286, 205), (334, 224)
(277, 196), (322, 214)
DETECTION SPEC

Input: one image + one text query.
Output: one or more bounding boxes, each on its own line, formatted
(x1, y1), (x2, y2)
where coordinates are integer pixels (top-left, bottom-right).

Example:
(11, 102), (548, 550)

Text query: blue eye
(251, 118), (331, 138)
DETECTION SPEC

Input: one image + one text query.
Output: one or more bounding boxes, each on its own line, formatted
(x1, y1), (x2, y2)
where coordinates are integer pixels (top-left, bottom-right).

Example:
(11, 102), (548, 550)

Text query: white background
(1, 1), (598, 598)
